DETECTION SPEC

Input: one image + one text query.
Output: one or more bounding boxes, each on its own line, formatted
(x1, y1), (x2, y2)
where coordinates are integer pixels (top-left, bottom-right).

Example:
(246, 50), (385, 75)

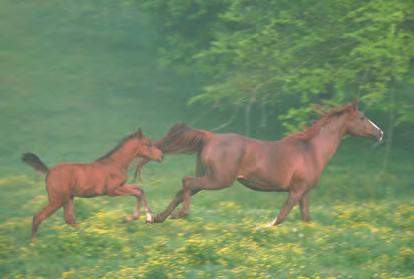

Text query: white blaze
(368, 119), (380, 130)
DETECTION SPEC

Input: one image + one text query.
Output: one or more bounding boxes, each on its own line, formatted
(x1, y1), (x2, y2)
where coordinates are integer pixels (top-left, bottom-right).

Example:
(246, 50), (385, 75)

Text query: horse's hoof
(254, 223), (272, 231)
(153, 214), (165, 223)
(170, 211), (188, 219)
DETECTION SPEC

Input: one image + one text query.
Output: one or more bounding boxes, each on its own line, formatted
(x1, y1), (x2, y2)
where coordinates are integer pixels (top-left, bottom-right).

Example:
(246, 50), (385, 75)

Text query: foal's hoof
(123, 215), (139, 223)
(145, 213), (154, 224)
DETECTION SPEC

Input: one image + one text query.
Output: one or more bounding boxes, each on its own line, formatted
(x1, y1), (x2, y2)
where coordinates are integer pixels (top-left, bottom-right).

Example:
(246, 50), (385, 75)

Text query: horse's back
(199, 133), (249, 176)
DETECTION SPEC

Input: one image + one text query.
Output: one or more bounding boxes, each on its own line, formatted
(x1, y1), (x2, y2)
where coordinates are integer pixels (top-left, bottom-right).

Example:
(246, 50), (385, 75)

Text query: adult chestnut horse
(22, 129), (163, 241)
(137, 101), (383, 226)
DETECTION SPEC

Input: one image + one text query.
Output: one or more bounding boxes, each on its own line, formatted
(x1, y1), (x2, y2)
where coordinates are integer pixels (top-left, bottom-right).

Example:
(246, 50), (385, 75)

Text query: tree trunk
(380, 90), (395, 175)
(245, 102), (251, 136)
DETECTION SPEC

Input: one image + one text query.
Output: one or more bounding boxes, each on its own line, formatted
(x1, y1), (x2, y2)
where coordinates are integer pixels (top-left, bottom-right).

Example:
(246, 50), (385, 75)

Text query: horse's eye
(360, 116), (365, 120)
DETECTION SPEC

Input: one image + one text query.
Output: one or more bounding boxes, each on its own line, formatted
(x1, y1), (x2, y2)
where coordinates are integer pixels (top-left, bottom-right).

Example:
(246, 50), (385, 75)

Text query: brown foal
(137, 101), (383, 226)
(22, 129), (163, 241)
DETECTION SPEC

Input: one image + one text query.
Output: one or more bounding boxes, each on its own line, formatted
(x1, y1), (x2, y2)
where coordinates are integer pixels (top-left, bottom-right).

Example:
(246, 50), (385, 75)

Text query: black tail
(21, 153), (49, 175)
(134, 123), (213, 180)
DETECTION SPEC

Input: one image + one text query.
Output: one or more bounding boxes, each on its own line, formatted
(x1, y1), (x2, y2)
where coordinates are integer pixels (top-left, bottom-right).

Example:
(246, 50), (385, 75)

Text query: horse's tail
(21, 152), (49, 175)
(155, 123), (213, 154)
(134, 123), (213, 180)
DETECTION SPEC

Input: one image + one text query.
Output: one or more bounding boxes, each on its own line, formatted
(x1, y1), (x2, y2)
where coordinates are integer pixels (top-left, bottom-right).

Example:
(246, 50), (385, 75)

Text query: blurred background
(1, 0), (413, 278)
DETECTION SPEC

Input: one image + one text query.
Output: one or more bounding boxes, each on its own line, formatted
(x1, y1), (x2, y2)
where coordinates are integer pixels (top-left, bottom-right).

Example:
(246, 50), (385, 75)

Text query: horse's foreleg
(269, 190), (304, 226)
(299, 193), (311, 223)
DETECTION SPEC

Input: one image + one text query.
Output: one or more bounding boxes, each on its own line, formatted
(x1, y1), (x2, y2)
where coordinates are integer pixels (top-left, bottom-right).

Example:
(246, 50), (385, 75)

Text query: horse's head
(344, 100), (383, 142)
(133, 129), (163, 162)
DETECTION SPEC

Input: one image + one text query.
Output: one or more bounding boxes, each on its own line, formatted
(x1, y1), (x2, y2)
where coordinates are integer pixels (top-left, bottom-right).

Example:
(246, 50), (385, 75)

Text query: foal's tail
(134, 123), (213, 179)
(21, 152), (49, 175)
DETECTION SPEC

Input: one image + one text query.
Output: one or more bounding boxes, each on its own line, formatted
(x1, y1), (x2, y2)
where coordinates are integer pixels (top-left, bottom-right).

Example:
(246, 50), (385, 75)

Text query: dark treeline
(138, 0), (413, 147)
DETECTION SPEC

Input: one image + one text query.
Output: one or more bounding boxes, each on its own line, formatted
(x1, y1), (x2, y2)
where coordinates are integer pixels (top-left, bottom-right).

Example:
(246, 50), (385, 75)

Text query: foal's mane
(96, 132), (140, 161)
(284, 103), (355, 142)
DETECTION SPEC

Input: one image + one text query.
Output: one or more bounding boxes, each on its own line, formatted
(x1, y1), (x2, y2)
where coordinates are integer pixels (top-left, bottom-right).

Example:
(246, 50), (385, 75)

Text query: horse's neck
(309, 115), (347, 170)
(104, 144), (136, 170)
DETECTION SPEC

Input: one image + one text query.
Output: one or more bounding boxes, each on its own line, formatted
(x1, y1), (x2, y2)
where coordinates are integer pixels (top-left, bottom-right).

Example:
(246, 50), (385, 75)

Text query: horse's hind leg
(170, 189), (201, 219)
(155, 175), (234, 222)
(171, 156), (204, 219)
(32, 201), (62, 241)
(63, 197), (77, 227)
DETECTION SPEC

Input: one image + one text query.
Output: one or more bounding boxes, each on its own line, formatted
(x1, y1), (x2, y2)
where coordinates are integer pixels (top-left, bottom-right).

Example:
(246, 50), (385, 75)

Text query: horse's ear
(312, 104), (327, 117)
(136, 128), (143, 138)
(351, 99), (360, 110)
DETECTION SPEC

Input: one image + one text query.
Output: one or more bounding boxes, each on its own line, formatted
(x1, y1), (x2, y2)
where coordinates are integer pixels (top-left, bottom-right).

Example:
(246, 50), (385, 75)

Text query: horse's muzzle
(377, 129), (384, 143)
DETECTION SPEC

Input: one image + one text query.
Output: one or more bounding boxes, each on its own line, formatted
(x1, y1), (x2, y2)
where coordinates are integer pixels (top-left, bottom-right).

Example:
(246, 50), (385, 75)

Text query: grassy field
(1, 1), (414, 278)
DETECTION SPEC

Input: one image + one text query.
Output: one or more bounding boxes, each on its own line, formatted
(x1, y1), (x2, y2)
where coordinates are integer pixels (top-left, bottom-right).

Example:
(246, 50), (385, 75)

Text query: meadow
(1, 1), (413, 278)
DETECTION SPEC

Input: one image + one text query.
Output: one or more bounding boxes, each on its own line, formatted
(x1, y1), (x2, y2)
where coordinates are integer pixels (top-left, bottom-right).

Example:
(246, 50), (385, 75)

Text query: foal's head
(343, 101), (383, 142)
(131, 129), (163, 162)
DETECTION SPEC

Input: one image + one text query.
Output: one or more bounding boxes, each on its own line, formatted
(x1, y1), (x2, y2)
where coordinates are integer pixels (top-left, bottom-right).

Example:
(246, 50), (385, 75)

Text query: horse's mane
(96, 132), (140, 161)
(284, 103), (355, 142)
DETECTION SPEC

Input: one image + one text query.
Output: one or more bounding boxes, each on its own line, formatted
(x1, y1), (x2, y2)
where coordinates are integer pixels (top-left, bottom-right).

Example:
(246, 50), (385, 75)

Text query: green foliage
(141, 0), (414, 131)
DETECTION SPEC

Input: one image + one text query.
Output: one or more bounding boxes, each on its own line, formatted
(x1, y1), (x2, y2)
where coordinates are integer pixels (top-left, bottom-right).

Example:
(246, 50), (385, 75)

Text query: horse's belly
(237, 176), (288, 192)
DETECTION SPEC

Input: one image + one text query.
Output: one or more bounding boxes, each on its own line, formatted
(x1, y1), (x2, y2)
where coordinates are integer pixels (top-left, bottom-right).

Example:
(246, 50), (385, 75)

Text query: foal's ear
(136, 128), (143, 139)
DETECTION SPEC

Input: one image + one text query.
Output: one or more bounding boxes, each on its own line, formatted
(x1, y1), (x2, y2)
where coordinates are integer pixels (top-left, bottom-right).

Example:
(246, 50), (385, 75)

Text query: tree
(140, 0), (414, 138)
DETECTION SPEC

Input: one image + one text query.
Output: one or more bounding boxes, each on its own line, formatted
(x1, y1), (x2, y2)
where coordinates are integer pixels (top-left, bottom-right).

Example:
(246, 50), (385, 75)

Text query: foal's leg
(63, 197), (77, 227)
(32, 201), (63, 241)
(108, 185), (153, 223)
(299, 193), (311, 222)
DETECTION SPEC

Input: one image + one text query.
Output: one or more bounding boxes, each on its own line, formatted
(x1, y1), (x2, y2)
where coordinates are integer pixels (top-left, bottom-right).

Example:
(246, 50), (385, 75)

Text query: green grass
(1, 1), (413, 278)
